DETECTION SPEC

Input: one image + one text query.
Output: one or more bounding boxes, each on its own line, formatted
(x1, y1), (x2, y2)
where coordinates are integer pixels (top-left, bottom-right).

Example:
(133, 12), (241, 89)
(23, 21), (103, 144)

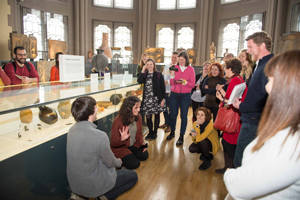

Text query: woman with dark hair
(202, 62), (226, 123)
(50, 52), (63, 81)
(167, 51), (195, 146)
(191, 61), (210, 122)
(239, 49), (254, 86)
(224, 50), (300, 199)
(67, 96), (138, 200)
(214, 58), (248, 174)
(189, 107), (220, 170)
(110, 95), (148, 170)
(138, 58), (165, 140)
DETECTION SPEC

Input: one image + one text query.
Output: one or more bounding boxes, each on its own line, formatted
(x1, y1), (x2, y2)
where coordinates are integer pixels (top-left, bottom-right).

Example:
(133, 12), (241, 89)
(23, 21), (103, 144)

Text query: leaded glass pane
(158, 27), (174, 64)
(114, 26), (131, 48)
(94, 0), (112, 7)
(178, 0), (196, 9)
(158, 0), (176, 10)
(222, 23), (239, 57)
(244, 20), (262, 49)
(47, 13), (65, 41)
(95, 25), (111, 54)
(23, 10), (42, 60)
(115, 0), (133, 9)
(177, 27), (194, 50)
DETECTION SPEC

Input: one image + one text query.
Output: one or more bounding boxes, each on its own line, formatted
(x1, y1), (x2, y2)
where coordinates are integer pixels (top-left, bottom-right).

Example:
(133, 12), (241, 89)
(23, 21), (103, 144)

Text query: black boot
(166, 130), (175, 140)
(145, 131), (153, 140)
(215, 151), (233, 174)
(199, 154), (212, 170)
(176, 135), (184, 146)
(149, 130), (157, 140)
(199, 154), (204, 161)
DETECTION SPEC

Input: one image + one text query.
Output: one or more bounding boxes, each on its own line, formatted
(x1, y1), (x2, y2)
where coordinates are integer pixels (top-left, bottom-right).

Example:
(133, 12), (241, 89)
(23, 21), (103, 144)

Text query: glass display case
(112, 50), (133, 80)
(0, 78), (141, 199)
(0, 78), (140, 162)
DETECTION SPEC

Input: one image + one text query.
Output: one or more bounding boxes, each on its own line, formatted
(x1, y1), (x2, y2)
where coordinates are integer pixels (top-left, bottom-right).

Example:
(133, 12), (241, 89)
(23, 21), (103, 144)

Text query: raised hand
(119, 126), (130, 141)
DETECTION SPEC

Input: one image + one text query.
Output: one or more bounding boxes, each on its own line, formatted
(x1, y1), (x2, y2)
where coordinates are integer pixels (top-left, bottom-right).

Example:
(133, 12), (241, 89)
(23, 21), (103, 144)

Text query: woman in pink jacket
(166, 51), (195, 146)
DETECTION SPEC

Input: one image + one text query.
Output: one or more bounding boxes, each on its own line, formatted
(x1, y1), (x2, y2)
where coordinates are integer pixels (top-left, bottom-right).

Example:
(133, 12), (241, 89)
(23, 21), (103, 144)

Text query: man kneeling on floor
(67, 96), (138, 200)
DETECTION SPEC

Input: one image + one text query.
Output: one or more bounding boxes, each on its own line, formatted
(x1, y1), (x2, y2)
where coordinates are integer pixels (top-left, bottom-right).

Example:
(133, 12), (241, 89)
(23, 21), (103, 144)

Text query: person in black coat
(191, 61), (210, 122)
(138, 58), (165, 140)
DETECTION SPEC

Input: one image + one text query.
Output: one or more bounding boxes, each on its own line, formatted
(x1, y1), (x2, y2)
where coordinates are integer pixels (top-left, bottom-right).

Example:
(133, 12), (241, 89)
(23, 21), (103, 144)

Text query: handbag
(213, 102), (241, 134)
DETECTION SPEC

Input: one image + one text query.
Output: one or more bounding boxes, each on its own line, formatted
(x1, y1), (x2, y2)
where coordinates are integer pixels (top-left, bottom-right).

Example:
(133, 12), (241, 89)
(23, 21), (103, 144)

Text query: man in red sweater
(4, 46), (39, 85)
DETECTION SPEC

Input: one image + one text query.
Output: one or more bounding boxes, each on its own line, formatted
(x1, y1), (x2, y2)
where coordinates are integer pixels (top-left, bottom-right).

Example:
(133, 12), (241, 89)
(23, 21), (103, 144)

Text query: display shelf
(0, 79), (140, 161)
(0, 78), (138, 115)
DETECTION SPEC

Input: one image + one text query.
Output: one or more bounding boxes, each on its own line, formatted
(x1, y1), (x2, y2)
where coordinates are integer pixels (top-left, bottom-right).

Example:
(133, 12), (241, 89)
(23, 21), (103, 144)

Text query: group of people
(65, 31), (300, 200)
(0, 46), (66, 86)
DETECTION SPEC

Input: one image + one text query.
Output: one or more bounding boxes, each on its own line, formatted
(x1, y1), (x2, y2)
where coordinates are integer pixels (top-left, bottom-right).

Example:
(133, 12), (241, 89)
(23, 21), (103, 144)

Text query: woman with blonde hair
(224, 50), (300, 199)
(136, 53), (148, 77)
(239, 49), (254, 86)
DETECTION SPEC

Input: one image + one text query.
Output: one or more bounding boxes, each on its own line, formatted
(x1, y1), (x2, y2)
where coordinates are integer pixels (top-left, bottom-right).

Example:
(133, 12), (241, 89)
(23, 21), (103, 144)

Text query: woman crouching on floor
(189, 107), (220, 170)
(110, 95), (149, 170)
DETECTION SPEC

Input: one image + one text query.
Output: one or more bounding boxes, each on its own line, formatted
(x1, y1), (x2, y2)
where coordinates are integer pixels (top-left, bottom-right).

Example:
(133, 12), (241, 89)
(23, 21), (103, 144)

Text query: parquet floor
(117, 107), (228, 200)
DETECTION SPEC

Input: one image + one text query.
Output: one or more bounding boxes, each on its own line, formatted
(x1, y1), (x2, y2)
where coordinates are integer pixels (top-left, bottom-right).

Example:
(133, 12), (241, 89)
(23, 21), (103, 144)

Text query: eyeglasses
(211, 68), (219, 71)
(17, 54), (27, 57)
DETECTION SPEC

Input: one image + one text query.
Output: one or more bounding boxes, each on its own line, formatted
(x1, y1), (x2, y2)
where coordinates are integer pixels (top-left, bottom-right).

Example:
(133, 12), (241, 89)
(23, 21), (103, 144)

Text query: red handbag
(213, 102), (241, 134)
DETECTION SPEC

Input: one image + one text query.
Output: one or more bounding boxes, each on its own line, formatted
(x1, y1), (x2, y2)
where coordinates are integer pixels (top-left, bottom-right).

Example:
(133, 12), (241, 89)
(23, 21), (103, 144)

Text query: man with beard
(4, 46), (39, 85)
(232, 31), (274, 168)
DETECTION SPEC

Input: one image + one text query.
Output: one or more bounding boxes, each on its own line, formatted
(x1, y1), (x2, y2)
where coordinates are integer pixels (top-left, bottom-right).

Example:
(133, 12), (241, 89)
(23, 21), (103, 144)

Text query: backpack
(2, 61), (31, 73)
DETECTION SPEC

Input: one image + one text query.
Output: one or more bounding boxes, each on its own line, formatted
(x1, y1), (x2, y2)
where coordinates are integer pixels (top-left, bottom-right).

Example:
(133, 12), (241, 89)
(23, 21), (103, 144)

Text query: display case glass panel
(0, 78), (140, 161)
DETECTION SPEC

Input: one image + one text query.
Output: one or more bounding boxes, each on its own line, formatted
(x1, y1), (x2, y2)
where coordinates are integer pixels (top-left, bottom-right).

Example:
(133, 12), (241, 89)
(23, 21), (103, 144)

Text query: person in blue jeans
(233, 31), (274, 168)
(159, 51), (179, 132)
(167, 51), (195, 146)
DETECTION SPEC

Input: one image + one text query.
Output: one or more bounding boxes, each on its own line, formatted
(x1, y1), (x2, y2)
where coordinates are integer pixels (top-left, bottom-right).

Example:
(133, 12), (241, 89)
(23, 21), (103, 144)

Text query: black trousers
(222, 138), (236, 159)
(104, 169), (138, 200)
(189, 138), (212, 158)
(121, 146), (148, 170)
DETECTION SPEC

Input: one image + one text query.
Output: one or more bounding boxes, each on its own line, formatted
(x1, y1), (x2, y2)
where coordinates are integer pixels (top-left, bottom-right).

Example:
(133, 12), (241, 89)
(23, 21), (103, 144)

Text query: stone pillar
(265, 0), (278, 43)
(196, 0), (214, 65)
(272, 0), (286, 53)
(138, 0), (151, 59)
(74, 0), (88, 56)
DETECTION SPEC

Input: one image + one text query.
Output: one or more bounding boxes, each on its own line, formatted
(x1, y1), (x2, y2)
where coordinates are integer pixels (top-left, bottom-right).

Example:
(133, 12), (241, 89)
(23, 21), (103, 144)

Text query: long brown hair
(139, 53), (148, 68)
(144, 58), (157, 72)
(239, 49), (254, 79)
(252, 50), (300, 158)
(208, 62), (224, 78)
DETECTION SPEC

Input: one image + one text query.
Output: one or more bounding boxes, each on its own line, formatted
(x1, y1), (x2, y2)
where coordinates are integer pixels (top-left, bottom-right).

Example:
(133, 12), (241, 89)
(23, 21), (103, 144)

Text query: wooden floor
(118, 107), (228, 200)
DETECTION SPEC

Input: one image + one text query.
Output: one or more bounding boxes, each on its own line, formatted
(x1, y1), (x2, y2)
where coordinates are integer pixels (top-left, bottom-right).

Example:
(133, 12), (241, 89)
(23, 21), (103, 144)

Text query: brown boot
(159, 124), (168, 128)
(165, 126), (171, 132)
(215, 151), (233, 174)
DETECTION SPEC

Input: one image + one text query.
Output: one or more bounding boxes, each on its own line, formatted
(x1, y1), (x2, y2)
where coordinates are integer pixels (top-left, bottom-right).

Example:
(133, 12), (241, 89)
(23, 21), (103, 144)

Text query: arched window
(177, 27), (194, 49)
(178, 0), (196, 9)
(244, 20), (262, 49)
(114, 26), (131, 49)
(23, 10), (42, 60)
(222, 23), (240, 57)
(47, 14), (65, 41)
(158, 27), (174, 64)
(115, 0), (133, 9)
(94, 25), (111, 54)
(94, 0), (133, 9)
(157, 0), (196, 10)
(157, 0), (176, 10)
